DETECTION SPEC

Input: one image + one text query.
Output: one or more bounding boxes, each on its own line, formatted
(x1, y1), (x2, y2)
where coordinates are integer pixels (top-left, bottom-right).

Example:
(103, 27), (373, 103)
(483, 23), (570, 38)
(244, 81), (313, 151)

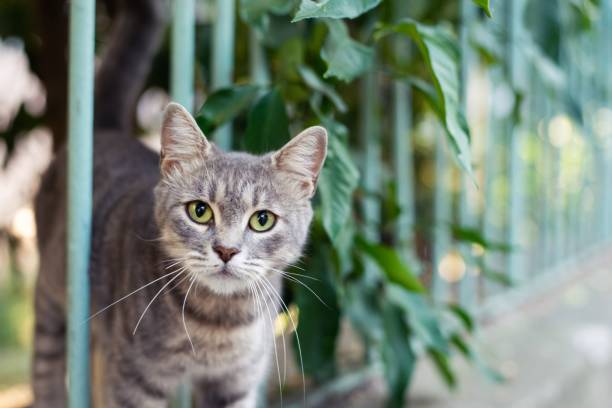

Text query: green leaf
(450, 225), (513, 252)
(344, 279), (385, 345)
(243, 88), (290, 154)
(240, 0), (294, 31)
(299, 65), (348, 112)
(376, 19), (474, 180)
(293, 0), (382, 21)
(429, 349), (457, 389)
(471, 0), (492, 17)
(387, 284), (448, 353)
(381, 302), (415, 408)
(450, 334), (506, 383)
(356, 237), (426, 293)
(318, 124), (359, 242)
(446, 304), (475, 333)
(294, 239), (340, 380)
(470, 22), (502, 65)
(321, 20), (374, 82)
(406, 77), (442, 112)
(195, 85), (261, 135)
(450, 333), (471, 357)
(482, 268), (514, 287)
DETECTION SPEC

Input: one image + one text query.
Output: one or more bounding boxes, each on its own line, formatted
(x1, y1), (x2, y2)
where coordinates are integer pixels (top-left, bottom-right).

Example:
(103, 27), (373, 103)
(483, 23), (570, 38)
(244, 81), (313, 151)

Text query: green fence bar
(359, 65), (382, 315)
(67, 0), (95, 406)
(392, 0), (415, 264)
(392, 82), (416, 261)
(481, 65), (504, 297)
(171, 0), (195, 110)
(360, 69), (381, 243)
(432, 129), (452, 302)
(250, 30), (270, 86)
(458, 0), (477, 308)
(212, 0), (236, 150)
(505, 0), (527, 281)
(171, 1), (195, 406)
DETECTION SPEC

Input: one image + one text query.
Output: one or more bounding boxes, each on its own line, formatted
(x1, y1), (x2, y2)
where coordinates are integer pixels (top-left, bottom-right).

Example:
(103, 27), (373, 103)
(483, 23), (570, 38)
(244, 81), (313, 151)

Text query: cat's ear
(160, 102), (211, 175)
(272, 126), (328, 198)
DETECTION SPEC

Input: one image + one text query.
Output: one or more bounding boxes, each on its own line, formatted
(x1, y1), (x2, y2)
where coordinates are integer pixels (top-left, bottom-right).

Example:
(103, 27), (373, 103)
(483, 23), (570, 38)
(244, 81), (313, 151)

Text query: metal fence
(65, 0), (612, 406)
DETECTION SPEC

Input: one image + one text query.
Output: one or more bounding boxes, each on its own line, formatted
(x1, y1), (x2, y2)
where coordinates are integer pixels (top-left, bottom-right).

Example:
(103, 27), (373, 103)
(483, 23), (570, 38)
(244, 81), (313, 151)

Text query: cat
(31, 0), (327, 407)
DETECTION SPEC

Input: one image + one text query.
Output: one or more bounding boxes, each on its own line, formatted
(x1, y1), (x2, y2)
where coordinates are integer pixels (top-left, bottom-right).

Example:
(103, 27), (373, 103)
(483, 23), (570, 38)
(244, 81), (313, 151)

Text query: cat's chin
(197, 273), (250, 296)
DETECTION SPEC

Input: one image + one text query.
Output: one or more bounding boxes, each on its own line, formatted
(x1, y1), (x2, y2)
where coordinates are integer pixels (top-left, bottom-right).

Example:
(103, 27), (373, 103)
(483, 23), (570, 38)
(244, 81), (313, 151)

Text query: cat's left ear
(272, 126), (328, 198)
(160, 102), (211, 175)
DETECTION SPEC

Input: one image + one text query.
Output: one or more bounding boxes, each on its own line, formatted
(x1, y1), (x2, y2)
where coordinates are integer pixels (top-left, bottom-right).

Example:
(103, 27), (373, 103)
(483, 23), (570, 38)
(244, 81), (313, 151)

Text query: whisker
(241, 268), (288, 386)
(251, 277), (283, 406)
(258, 275), (306, 406)
(281, 261), (307, 272)
(182, 275), (197, 356)
(133, 271), (184, 335)
(135, 234), (166, 243)
(164, 259), (188, 270)
(266, 269), (329, 309)
(87, 268), (184, 322)
(161, 255), (192, 265)
(269, 268), (320, 282)
(243, 261), (313, 279)
(162, 272), (191, 296)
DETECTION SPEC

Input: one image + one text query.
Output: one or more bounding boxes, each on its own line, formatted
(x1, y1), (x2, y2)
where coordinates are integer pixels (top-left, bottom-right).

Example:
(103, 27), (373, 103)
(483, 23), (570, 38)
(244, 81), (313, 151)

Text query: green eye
(249, 210), (276, 232)
(187, 201), (213, 224)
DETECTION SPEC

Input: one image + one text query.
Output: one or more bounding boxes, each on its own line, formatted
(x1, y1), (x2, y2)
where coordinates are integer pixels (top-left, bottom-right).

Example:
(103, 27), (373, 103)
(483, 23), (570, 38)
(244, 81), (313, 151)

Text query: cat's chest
(184, 316), (270, 375)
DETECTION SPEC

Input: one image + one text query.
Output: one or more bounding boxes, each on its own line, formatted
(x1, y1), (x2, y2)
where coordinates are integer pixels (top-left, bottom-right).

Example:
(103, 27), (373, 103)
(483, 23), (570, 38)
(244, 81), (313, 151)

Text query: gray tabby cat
(32, 0), (327, 407)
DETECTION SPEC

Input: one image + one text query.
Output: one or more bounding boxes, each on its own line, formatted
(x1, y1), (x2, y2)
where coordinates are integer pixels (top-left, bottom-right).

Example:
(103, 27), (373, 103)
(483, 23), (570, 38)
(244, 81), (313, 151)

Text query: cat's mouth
(211, 265), (240, 280)
(200, 264), (252, 295)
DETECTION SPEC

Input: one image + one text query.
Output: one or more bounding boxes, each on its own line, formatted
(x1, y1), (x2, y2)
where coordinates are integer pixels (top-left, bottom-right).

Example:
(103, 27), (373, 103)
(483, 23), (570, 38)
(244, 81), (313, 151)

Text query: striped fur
(32, 2), (327, 406)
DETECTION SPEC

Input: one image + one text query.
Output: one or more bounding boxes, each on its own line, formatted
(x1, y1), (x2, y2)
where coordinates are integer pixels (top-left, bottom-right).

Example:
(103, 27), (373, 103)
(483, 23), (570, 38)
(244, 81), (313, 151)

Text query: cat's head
(154, 103), (327, 295)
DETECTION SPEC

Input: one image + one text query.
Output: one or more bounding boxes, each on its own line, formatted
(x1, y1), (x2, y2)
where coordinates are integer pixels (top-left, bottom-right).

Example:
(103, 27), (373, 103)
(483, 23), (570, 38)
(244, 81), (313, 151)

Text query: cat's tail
(94, 0), (166, 132)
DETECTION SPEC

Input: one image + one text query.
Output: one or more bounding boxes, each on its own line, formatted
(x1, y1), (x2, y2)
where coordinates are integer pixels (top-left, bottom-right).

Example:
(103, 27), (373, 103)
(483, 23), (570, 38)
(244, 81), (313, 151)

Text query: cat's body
(32, 1), (326, 407)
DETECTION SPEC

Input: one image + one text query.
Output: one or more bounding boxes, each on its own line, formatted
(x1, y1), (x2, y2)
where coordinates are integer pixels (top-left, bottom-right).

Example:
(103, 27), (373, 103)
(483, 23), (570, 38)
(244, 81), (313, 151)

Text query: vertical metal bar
(360, 69), (381, 243)
(67, 0), (95, 406)
(171, 1), (195, 406)
(250, 30), (270, 86)
(171, 384), (193, 408)
(171, 0), (195, 110)
(392, 83), (416, 259)
(482, 65), (503, 298)
(551, 117), (563, 262)
(359, 65), (381, 363)
(526, 62), (542, 276)
(392, 0), (416, 264)
(432, 129), (452, 301)
(505, 0), (527, 282)
(605, 1), (612, 239)
(458, 0), (476, 308)
(541, 96), (554, 266)
(212, 0), (236, 149)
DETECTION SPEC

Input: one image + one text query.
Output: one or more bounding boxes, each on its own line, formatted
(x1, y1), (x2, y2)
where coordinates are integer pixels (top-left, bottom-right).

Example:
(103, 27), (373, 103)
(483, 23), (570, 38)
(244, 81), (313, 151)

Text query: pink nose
(213, 245), (240, 263)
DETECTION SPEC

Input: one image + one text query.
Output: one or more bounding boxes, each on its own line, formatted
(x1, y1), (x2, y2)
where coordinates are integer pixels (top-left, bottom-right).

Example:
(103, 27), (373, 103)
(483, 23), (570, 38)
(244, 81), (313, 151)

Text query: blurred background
(1, 0), (612, 407)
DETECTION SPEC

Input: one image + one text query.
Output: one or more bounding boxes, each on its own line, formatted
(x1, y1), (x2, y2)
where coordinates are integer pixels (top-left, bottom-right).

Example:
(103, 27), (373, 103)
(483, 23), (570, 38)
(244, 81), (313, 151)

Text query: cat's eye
(186, 201), (213, 224)
(249, 210), (276, 232)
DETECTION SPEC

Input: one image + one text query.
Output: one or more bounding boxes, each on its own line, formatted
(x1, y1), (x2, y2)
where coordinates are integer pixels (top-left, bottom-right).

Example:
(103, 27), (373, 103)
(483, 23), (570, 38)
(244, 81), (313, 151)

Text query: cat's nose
(213, 245), (240, 263)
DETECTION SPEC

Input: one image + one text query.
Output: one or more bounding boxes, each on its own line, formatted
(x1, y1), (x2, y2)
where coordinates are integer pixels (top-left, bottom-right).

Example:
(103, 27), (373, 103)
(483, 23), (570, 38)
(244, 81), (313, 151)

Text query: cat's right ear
(160, 102), (211, 175)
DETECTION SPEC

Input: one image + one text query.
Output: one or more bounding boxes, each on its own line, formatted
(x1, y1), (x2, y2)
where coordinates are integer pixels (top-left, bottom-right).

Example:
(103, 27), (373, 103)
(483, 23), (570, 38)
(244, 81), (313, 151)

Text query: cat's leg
(193, 367), (265, 408)
(103, 355), (181, 408)
(193, 380), (258, 408)
(31, 284), (67, 408)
